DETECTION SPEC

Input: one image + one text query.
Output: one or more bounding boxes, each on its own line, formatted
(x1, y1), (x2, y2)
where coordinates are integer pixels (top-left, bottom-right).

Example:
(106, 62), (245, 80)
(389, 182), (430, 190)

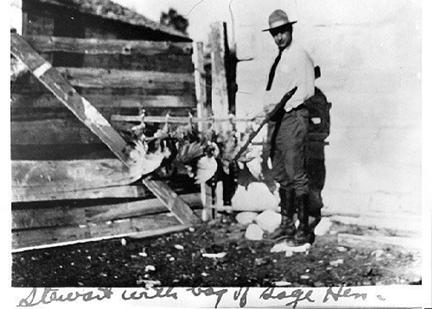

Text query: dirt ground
(11, 214), (422, 287)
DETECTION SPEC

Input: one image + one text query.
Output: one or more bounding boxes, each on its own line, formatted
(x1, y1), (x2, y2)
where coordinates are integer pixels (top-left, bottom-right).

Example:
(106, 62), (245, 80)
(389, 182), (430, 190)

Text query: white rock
(174, 244), (184, 250)
(271, 242), (311, 255)
(337, 246), (348, 252)
(232, 183), (279, 212)
(274, 281), (292, 287)
(120, 238), (127, 246)
(329, 259), (344, 267)
(202, 252), (227, 258)
(255, 210), (281, 233)
(245, 224), (264, 240)
(300, 275), (310, 280)
(236, 212), (258, 225)
(145, 265), (156, 272)
(314, 217), (332, 236)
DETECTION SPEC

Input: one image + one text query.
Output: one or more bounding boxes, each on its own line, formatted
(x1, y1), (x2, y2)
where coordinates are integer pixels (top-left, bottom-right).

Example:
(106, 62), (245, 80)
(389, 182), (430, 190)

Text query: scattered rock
(329, 259), (344, 267)
(174, 244), (184, 250)
(254, 258), (267, 266)
(120, 238), (127, 246)
(314, 217), (332, 236)
(300, 275), (310, 280)
(245, 224), (264, 241)
(273, 281), (292, 287)
(336, 246), (347, 252)
(201, 272), (209, 277)
(371, 249), (386, 259)
(255, 210), (281, 233)
(236, 212), (258, 225)
(136, 278), (161, 287)
(138, 249), (147, 257)
(188, 227), (196, 232)
(270, 241), (311, 255)
(202, 252), (227, 259)
(169, 256), (175, 262)
(145, 265), (156, 272)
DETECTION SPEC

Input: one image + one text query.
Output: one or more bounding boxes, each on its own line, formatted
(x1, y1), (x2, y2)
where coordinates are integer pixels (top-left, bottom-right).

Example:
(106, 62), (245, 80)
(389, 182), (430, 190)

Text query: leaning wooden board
(11, 33), (200, 228)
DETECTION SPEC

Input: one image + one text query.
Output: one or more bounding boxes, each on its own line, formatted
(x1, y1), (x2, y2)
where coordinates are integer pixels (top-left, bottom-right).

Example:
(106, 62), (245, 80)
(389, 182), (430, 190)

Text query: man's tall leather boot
(270, 188), (296, 240)
(294, 193), (313, 244)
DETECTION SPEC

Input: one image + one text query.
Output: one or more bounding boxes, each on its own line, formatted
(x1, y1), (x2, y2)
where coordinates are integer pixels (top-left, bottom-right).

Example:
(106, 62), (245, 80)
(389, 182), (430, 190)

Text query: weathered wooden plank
(11, 144), (114, 161)
(55, 67), (195, 89)
(12, 212), (183, 250)
(11, 93), (196, 110)
(12, 184), (147, 202)
(11, 118), (104, 145)
(12, 159), (142, 192)
(329, 214), (421, 237)
(11, 106), (139, 122)
(11, 33), (130, 164)
(209, 22), (230, 131)
(24, 35), (193, 55)
(337, 233), (421, 251)
(12, 74), (194, 97)
(142, 178), (200, 226)
(13, 223), (189, 252)
(110, 114), (263, 123)
(12, 193), (201, 229)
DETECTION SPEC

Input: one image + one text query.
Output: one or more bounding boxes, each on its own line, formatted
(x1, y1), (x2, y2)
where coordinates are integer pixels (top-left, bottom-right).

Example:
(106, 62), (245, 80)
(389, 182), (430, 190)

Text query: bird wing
(175, 141), (204, 164)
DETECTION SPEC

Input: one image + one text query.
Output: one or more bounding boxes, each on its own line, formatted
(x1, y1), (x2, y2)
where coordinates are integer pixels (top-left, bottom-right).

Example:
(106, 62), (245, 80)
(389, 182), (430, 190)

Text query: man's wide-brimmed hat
(262, 9), (297, 32)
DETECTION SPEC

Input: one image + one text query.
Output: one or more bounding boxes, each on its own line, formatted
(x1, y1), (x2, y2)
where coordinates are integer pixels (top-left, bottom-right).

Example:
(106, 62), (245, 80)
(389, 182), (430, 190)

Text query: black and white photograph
(5, 0), (431, 307)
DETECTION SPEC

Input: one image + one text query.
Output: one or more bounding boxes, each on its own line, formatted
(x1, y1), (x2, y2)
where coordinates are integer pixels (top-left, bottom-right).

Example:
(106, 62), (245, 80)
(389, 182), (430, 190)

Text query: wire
(186, 0), (208, 17)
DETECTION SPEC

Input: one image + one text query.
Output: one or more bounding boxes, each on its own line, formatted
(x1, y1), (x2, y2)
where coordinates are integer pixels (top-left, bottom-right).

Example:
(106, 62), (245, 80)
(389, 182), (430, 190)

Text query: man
(262, 9), (315, 244)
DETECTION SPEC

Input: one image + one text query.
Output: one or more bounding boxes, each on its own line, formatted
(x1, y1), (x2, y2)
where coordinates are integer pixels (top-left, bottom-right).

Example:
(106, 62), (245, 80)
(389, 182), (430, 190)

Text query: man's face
(270, 26), (292, 49)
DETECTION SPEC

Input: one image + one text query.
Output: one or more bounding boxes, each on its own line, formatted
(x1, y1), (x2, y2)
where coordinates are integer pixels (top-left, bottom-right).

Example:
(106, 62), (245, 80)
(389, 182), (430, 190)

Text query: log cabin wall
(12, 0), (196, 160)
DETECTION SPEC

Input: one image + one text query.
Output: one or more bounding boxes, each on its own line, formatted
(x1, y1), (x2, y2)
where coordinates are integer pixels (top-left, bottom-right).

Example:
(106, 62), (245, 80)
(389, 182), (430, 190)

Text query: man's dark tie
(266, 48), (284, 91)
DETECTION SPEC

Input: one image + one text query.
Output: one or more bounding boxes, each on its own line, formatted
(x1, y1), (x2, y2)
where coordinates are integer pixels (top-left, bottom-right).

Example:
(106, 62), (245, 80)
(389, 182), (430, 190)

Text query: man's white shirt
(263, 40), (315, 112)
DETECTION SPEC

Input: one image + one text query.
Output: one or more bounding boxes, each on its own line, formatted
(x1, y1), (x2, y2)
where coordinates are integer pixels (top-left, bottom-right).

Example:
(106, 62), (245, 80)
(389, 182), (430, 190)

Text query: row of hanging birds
(126, 113), (276, 191)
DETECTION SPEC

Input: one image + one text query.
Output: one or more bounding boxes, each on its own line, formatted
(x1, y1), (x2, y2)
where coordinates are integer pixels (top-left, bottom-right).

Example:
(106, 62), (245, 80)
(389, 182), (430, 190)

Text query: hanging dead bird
(127, 139), (171, 177)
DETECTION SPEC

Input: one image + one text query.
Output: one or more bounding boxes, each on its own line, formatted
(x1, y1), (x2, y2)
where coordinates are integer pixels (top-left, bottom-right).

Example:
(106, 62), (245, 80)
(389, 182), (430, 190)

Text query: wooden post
(193, 41), (213, 221)
(209, 22), (230, 132)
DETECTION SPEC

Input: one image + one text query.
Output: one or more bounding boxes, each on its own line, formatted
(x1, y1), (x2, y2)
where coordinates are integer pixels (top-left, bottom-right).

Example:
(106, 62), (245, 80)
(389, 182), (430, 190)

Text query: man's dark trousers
(267, 107), (309, 195)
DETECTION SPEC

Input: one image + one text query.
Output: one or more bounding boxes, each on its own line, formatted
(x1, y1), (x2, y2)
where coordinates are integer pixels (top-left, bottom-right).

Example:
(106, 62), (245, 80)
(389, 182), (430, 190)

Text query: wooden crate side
(12, 193), (201, 229)
(11, 93), (196, 110)
(12, 184), (147, 203)
(12, 159), (141, 192)
(24, 35), (193, 56)
(12, 212), (184, 250)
